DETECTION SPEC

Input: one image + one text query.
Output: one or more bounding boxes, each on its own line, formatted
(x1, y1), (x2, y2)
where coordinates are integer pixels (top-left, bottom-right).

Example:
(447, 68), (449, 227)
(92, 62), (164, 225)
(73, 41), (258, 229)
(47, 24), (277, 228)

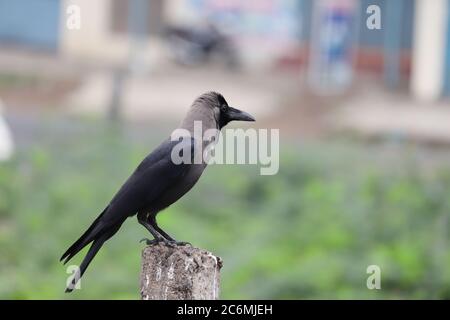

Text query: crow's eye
(220, 105), (227, 112)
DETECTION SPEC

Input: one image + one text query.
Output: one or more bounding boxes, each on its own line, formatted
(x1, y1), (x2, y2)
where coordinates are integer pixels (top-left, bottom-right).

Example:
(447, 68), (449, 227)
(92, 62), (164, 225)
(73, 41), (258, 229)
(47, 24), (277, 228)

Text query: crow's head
(193, 92), (255, 129)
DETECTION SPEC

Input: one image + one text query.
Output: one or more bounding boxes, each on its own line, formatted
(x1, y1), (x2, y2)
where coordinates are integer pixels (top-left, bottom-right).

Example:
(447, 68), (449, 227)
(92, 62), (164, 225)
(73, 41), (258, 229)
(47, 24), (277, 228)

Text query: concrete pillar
(410, 0), (448, 101)
(140, 243), (222, 300)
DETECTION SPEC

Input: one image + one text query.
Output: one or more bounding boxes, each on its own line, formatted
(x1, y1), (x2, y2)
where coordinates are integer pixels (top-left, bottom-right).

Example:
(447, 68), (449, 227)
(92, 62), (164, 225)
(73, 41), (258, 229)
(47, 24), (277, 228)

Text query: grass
(1, 119), (450, 299)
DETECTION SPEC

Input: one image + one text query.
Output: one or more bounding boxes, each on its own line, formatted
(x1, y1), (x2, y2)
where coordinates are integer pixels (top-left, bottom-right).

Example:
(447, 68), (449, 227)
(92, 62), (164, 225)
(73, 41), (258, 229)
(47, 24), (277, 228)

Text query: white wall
(59, 0), (165, 66)
(410, 0), (448, 101)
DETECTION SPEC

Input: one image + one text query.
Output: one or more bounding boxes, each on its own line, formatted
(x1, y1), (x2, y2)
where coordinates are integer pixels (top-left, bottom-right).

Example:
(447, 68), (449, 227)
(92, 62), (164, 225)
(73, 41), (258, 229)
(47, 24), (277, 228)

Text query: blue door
(445, 0), (450, 96)
(0, 0), (61, 50)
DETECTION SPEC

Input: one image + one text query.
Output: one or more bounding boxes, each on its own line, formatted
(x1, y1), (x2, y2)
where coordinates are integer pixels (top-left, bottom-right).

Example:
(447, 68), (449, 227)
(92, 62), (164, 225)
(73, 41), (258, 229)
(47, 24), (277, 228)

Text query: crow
(61, 92), (254, 292)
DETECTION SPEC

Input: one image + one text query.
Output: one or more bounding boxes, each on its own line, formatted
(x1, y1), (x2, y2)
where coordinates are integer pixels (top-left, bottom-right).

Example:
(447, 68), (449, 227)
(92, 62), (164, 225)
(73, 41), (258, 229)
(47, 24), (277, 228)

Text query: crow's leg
(148, 214), (175, 241)
(149, 214), (191, 246)
(137, 212), (166, 245)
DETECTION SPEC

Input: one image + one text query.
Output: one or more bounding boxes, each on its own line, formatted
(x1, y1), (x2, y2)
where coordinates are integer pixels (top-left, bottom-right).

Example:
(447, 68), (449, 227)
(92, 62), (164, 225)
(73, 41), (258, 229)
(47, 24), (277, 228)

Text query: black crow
(61, 92), (254, 292)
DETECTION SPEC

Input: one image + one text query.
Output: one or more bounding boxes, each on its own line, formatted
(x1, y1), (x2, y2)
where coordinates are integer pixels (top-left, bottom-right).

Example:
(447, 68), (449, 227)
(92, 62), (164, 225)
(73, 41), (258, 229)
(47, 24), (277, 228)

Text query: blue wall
(358, 0), (414, 49)
(445, 0), (450, 95)
(299, 0), (414, 49)
(0, 0), (61, 50)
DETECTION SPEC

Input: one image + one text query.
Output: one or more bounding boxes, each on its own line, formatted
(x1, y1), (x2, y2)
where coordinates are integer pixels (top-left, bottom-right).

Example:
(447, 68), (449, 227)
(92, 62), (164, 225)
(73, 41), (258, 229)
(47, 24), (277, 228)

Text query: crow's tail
(65, 237), (106, 293)
(60, 206), (126, 292)
(60, 206), (109, 265)
(60, 206), (118, 293)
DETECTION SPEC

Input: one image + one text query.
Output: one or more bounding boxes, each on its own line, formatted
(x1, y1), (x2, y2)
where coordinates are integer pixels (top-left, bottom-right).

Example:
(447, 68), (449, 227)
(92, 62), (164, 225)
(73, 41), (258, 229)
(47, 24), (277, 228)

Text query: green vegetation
(0, 72), (40, 88)
(1, 122), (450, 299)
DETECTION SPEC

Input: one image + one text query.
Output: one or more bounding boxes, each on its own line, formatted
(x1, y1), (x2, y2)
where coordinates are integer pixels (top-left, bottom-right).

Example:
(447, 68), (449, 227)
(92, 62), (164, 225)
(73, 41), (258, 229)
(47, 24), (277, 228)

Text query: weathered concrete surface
(140, 243), (222, 300)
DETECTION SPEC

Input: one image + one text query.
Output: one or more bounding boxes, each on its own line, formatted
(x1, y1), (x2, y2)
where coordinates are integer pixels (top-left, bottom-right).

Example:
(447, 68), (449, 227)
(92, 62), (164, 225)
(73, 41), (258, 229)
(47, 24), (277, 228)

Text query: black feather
(61, 138), (195, 292)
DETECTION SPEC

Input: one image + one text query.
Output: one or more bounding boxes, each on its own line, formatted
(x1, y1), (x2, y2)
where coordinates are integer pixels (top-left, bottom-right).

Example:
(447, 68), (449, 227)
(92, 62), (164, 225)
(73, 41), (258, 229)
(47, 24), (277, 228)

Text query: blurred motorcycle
(164, 23), (240, 69)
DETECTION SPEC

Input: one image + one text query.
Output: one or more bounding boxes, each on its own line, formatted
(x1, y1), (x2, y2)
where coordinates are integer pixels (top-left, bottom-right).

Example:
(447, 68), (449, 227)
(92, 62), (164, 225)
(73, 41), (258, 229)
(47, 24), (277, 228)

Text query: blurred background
(1, 0), (450, 299)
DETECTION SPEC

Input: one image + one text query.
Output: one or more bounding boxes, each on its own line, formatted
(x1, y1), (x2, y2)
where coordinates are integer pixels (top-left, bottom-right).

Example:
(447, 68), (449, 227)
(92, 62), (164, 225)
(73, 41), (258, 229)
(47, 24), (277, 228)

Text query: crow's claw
(140, 238), (161, 245)
(140, 238), (191, 247)
(167, 240), (192, 247)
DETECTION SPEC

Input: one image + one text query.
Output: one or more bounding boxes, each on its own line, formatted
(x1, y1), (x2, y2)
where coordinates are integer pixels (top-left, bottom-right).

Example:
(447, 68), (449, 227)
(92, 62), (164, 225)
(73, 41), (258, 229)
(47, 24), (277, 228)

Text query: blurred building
(0, 0), (449, 99)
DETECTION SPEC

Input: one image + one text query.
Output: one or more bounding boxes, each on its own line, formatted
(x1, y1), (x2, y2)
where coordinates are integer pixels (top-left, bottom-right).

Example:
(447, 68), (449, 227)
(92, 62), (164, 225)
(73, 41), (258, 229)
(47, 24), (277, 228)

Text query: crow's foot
(140, 238), (191, 247)
(140, 238), (164, 246)
(166, 240), (192, 247)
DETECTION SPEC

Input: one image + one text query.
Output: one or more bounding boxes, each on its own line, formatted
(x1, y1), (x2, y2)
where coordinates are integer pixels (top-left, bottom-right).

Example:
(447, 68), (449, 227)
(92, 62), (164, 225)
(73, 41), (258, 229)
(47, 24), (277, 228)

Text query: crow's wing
(105, 137), (195, 222)
(60, 137), (195, 265)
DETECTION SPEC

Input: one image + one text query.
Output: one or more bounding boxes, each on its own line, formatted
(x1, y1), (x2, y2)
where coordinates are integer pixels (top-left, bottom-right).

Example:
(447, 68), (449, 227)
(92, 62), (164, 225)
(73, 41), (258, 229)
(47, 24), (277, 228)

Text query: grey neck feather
(177, 100), (220, 160)
(179, 103), (217, 134)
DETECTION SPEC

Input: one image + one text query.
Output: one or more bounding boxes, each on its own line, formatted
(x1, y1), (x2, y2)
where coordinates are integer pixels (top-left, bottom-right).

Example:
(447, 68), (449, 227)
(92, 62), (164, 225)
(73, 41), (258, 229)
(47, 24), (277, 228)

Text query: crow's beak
(226, 106), (255, 122)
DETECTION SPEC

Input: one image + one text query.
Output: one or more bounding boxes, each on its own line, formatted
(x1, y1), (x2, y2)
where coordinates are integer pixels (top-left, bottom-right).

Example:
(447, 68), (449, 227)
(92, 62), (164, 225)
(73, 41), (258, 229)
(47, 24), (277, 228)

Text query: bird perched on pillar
(61, 92), (254, 292)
